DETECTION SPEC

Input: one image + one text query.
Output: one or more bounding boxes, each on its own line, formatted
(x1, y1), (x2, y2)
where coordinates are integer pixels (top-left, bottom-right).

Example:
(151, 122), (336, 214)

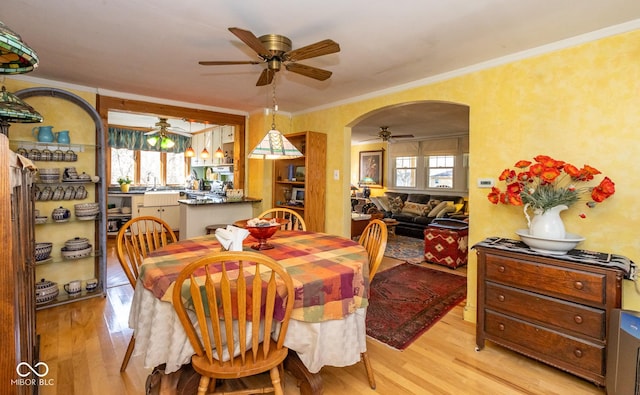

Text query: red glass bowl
(233, 218), (290, 250)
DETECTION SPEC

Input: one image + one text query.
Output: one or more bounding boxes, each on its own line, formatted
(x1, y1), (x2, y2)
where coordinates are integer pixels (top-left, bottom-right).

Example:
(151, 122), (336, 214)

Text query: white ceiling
(3, 1), (640, 140)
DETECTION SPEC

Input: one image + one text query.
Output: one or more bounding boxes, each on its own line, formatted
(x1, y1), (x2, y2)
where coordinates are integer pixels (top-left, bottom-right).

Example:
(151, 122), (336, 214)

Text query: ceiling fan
(199, 27), (340, 86)
(144, 117), (191, 138)
(367, 126), (414, 142)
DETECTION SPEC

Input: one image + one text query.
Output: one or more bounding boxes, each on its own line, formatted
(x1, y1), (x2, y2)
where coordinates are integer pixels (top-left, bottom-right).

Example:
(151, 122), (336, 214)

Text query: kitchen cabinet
(221, 125), (234, 143)
(137, 205), (180, 230)
(475, 243), (625, 386)
(11, 87), (107, 309)
(137, 191), (180, 230)
(272, 131), (326, 232)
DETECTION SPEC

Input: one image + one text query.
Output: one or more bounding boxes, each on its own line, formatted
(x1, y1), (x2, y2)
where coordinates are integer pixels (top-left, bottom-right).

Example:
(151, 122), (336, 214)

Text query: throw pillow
(454, 203), (464, 213)
(376, 195), (391, 212)
(389, 196), (404, 214)
(436, 205), (457, 218)
(401, 202), (428, 216)
(428, 201), (450, 217)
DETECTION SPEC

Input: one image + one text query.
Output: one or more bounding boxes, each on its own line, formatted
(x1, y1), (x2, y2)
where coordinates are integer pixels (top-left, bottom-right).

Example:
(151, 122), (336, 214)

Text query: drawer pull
(574, 315), (583, 324)
(498, 265), (505, 273)
(498, 323), (505, 331)
(573, 349), (583, 358)
(497, 295), (505, 302)
(574, 281), (584, 290)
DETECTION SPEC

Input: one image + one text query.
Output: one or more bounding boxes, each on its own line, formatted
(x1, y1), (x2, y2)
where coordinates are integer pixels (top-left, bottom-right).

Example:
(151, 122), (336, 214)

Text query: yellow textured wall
(4, 78), (98, 287)
(287, 29), (640, 321)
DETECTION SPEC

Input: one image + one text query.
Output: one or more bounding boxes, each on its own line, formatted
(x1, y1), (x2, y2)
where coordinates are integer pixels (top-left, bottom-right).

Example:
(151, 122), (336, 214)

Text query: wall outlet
(333, 169), (339, 180)
(477, 178), (495, 188)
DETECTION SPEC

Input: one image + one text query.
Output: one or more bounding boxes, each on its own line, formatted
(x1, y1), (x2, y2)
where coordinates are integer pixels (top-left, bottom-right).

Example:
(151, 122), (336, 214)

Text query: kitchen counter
(178, 197), (262, 240)
(178, 197), (261, 205)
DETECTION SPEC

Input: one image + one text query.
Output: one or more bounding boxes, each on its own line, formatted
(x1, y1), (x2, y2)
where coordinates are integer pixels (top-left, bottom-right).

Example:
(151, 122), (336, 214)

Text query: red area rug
(366, 263), (467, 350)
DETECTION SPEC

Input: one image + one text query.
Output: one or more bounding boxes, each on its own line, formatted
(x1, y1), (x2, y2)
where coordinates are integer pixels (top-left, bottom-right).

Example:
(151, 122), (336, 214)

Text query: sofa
(367, 192), (466, 239)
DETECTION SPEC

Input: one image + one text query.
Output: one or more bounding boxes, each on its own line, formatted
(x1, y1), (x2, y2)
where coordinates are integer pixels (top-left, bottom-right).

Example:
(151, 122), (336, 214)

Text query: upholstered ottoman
(424, 218), (469, 269)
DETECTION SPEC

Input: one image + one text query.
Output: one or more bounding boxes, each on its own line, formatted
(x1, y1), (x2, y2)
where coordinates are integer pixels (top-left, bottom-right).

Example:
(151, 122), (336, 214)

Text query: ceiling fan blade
(168, 130), (192, 137)
(228, 27), (271, 58)
(199, 60), (261, 66)
(256, 69), (275, 86)
(285, 63), (332, 81)
(285, 39), (340, 62)
(391, 134), (414, 139)
(144, 130), (159, 136)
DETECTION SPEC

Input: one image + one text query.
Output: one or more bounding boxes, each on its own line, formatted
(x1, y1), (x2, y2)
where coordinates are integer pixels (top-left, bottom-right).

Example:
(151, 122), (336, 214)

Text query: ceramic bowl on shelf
(515, 229), (585, 255)
(35, 242), (53, 261)
(61, 244), (92, 260)
(64, 237), (90, 251)
(35, 216), (48, 225)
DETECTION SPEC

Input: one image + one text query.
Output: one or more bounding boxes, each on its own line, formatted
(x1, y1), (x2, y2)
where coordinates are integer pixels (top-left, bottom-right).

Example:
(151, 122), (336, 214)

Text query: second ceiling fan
(199, 27), (340, 86)
(372, 126), (414, 142)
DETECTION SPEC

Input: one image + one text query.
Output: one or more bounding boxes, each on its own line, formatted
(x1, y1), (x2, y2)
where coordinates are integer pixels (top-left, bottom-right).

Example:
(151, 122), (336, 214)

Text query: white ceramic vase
(524, 203), (568, 239)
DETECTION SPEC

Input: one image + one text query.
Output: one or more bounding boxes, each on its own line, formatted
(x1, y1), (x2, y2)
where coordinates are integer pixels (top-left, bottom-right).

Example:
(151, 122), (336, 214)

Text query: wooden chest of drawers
(475, 246), (623, 386)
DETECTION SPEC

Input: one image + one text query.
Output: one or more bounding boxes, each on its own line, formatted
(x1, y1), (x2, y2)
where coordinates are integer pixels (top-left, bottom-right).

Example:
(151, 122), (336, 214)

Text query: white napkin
(215, 225), (249, 251)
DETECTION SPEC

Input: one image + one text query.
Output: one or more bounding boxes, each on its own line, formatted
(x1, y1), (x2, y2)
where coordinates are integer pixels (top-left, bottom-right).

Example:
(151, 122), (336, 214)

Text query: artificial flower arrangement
(487, 155), (615, 217)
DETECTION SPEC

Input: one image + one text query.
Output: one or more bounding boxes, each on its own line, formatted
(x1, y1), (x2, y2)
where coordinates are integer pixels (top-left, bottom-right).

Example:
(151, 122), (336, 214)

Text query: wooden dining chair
(358, 218), (388, 389)
(172, 251), (295, 395)
(116, 216), (178, 372)
(259, 207), (306, 231)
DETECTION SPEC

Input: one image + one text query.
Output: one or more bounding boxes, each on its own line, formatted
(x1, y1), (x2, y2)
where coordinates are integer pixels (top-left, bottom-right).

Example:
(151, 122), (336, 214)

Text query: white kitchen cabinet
(137, 205), (180, 230)
(137, 191), (180, 230)
(222, 125), (235, 143)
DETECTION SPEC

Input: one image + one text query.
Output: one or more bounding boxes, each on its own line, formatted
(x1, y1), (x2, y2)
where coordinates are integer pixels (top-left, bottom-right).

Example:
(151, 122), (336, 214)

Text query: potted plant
(117, 176), (132, 192)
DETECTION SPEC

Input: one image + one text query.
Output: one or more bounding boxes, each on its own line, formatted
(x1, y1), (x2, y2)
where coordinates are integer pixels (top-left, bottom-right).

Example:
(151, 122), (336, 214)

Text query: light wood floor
(34, 240), (606, 394)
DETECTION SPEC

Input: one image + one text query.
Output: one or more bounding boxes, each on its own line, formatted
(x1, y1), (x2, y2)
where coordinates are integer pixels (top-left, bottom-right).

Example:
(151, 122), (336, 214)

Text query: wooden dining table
(128, 230), (370, 395)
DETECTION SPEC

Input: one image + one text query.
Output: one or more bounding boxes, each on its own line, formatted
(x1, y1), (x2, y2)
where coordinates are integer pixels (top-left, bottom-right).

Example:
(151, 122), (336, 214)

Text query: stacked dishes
(35, 279), (59, 305)
(61, 237), (92, 260)
(38, 168), (61, 183)
(74, 202), (100, 220)
(35, 242), (53, 261)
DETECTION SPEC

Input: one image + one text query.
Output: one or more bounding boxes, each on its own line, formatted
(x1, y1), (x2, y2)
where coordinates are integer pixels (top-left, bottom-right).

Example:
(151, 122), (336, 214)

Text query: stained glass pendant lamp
(0, 21), (42, 136)
(248, 78), (302, 160)
(0, 85), (43, 136)
(0, 20), (39, 74)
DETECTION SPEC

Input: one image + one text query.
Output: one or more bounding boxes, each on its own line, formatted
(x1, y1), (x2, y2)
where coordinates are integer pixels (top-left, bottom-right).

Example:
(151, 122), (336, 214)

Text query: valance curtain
(107, 127), (190, 152)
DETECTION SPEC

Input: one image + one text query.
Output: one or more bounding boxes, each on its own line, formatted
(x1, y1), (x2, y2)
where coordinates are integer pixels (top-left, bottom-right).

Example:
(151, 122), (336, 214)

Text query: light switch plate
(477, 178), (495, 188)
(333, 169), (339, 180)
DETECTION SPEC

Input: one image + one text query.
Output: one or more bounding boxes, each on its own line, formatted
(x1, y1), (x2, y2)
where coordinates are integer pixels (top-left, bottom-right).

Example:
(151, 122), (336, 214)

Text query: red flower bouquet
(487, 155), (615, 215)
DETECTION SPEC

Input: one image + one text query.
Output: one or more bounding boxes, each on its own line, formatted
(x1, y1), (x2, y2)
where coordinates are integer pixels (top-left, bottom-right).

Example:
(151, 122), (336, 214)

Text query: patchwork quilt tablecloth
(139, 231), (369, 322)
(130, 231), (371, 373)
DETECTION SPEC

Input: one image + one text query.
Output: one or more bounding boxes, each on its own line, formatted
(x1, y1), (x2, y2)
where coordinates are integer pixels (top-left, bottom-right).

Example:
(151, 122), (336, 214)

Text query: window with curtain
(389, 136), (468, 192)
(108, 127), (190, 186)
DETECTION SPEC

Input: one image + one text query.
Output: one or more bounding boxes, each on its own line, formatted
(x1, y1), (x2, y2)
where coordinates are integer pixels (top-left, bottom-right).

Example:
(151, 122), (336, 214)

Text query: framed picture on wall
(359, 150), (383, 188)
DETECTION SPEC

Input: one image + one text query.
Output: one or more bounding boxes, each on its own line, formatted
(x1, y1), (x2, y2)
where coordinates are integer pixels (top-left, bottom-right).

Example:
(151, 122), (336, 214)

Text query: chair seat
(191, 341), (288, 379)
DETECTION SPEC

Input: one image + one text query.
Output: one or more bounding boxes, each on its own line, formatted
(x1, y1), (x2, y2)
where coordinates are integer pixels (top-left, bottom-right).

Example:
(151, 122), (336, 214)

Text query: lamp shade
(0, 21), (39, 74)
(146, 135), (159, 146)
(184, 146), (195, 157)
(248, 129), (303, 159)
(0, 85), (43, 123)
